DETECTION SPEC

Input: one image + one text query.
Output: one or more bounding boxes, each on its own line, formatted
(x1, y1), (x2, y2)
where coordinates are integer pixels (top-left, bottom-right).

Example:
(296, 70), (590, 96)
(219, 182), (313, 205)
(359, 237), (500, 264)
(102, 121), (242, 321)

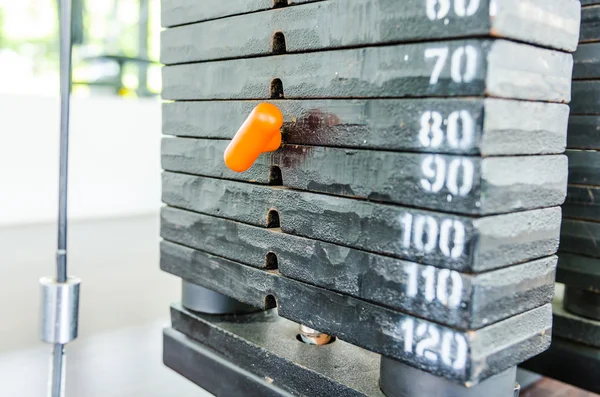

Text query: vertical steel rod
(137, 0), (149, 96)
(57, 0), (72, 284)
(49, 1), (73, 396)
(50, 344), (65, 397)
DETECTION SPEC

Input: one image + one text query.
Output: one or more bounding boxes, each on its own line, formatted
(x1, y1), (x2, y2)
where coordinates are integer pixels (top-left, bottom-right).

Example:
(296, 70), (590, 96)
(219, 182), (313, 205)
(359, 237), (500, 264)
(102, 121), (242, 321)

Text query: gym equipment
(159, 1), (581, 395)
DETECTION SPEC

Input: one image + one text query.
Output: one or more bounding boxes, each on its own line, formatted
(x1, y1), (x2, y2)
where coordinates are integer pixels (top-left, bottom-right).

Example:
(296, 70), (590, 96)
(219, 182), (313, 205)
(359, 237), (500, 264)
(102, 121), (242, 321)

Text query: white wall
(0, 94), (162, 226)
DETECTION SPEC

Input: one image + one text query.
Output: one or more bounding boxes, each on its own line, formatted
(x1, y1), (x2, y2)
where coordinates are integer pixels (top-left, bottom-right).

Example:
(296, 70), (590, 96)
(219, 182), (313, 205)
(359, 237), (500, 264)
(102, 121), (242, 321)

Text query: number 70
(425, 46), (478, 85)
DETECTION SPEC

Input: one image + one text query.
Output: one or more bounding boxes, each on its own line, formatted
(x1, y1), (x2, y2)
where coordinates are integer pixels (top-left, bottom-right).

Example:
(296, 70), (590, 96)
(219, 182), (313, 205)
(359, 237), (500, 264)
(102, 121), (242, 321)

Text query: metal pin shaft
(298, 325), (334, 346)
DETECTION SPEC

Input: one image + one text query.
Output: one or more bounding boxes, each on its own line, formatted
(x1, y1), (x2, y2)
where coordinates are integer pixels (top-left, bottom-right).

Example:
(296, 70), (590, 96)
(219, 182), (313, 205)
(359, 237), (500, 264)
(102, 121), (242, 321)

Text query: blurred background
(0, 1), (203, 395)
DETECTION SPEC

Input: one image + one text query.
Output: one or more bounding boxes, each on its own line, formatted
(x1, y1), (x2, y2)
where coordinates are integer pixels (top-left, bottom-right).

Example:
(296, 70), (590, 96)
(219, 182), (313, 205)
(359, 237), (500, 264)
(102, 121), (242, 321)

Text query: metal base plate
(168, 304), (384, 396)
(165, 305), (521, 397)
(164, 328), (292, 397)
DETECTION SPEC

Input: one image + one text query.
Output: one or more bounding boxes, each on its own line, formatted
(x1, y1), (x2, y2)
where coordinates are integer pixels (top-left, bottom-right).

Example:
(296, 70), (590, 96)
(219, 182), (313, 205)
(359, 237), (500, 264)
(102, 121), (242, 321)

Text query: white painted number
(401, 317), (414, 353)
(441, 331), (468, 370)
(419, 111), (443, 147)
(414, 215), (438, 253)
(454, 0), (480, 17)
(399, 214), (466, 260)
(446, 158), (474, 196)
(426, 0), (481, 20)
(425, 46), (478, 85)
(436, 269), (463, 307)
(420, 155), (474, 197)
(424, 47), (448, 84)
(446, 110), (474, 149)
(401, 318), (468, 370)
(419, 110), (475, 150)
(422, 266), (436, 302)
(416, 323), (440, 362)
(405, 263), (464, 308)
(426, 0), (451, 20)
(451, 45), (478, 83)
(439, 219), (465, 259)
(420, 155), (446, 195)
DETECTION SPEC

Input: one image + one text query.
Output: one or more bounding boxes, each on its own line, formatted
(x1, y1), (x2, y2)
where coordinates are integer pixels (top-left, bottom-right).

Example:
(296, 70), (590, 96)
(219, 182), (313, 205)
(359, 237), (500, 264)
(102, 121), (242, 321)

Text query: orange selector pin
(224, 103), (283, 172)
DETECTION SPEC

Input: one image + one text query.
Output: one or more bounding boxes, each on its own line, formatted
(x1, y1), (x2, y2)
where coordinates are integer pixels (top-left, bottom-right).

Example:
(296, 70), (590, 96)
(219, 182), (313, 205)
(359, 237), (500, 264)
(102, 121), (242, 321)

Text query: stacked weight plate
(160, 1), (580, 396)
(521, 2), (600, 393)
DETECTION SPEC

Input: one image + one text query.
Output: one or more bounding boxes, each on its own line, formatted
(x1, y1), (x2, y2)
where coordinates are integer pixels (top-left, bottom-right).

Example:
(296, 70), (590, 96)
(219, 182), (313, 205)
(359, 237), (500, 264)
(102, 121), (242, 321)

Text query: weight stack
(520, 2), (600, 393)
(159, 1), (580, 396)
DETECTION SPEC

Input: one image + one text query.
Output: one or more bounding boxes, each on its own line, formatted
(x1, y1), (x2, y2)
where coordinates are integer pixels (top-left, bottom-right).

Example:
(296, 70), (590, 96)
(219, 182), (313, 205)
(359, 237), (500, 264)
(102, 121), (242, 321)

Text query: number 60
(426, 0), (481, 20)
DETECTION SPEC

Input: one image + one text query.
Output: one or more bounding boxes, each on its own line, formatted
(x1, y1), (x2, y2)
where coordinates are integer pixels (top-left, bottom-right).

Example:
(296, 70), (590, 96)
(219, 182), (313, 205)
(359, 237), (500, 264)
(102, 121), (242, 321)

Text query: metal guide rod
(39, 1), (81, 396)
(57, 0), (72, 284)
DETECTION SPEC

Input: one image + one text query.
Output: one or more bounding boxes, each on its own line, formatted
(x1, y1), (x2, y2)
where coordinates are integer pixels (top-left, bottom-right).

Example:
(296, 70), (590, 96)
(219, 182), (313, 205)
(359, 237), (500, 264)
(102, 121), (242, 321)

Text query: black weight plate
(566, 150), (600, 185)
(162, 39), (573, 103)
(161, 138), (273, 184)
(564, 286), (600, 321)
(557, 253), (600, 291)
(161, 206), (557, 329)
(571, 81), (600, 115)
(567, 116), (600, 149)
(161, 0), (580, 65)
(161, 0), (322, 27)
(161, 172), (562, 272)
(162, 138), (567, 215)
(562, 185), (600, 222)
(573, 43), (600, 78)
(161, 241), (552, 385)
(163, 99), (569, 155)
(560, 218), (600, 258)
(580, 4), (600, 43)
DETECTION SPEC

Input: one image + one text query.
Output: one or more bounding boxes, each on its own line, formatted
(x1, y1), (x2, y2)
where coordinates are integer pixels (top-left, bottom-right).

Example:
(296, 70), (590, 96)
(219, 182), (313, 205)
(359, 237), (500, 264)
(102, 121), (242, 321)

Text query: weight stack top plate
(159, 0), (580, 393)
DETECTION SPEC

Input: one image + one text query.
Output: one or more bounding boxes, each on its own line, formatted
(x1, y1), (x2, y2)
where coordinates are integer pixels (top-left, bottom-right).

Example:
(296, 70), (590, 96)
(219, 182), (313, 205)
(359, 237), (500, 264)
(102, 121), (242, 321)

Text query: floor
(0, 214), (208, 396)
(0, 320), (206, 397)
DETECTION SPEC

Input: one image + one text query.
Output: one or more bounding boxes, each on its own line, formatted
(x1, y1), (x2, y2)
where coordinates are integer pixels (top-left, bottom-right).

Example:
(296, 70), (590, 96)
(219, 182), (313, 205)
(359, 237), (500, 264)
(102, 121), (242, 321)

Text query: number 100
(400, 214), (466, 259)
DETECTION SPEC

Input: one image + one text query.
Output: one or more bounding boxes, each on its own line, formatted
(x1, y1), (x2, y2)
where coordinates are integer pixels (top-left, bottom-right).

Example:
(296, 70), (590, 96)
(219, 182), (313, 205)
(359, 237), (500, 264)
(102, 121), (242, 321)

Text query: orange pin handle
(264, 132), (282, 152)
(224, 102), (283, 172)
